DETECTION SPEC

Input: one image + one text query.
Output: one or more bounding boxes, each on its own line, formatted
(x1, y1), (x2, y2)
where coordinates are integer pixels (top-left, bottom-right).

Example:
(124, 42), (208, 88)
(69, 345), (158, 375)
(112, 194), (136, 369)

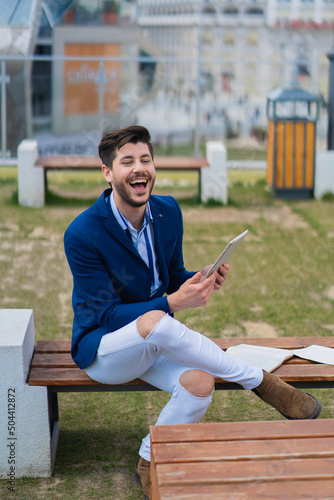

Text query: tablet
(204, 230), (249, 278)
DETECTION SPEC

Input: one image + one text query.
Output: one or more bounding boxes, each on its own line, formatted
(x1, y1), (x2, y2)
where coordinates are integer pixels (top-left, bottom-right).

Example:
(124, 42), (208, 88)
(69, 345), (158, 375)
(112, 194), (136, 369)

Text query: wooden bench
(28, 336), (334, 473)
(150, 419), (334, 499)
(35, 155), (209, 198)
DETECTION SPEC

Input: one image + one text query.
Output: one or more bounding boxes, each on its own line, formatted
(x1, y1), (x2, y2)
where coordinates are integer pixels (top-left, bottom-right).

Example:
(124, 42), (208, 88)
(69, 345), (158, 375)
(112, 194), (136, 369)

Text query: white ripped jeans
(85, 313), (263, 461)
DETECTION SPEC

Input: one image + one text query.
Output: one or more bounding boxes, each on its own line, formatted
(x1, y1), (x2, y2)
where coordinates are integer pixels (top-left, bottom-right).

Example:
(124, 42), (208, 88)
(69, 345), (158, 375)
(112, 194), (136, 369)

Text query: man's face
(103, 141), (156, 209)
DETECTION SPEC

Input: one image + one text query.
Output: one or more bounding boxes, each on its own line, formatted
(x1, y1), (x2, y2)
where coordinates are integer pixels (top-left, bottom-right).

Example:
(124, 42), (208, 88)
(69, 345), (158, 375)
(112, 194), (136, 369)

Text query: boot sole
(282, 393), (322, 420)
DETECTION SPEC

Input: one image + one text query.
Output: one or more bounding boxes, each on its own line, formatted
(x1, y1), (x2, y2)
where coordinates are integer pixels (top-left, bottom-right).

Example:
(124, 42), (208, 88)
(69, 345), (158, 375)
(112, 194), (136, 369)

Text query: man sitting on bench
(64, 125), (322, 500)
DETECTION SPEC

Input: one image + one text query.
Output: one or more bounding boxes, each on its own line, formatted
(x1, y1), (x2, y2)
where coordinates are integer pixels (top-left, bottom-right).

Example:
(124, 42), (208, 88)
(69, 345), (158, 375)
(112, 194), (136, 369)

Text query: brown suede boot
(253, 371), (322, 420)
(135, 456), (151, 500)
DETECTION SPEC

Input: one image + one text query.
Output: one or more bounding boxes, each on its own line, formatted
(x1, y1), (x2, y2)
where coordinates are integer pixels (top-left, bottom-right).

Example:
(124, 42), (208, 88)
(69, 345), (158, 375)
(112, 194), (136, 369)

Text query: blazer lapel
(97, 190), (140, 257)
(150, 198), (169, 285)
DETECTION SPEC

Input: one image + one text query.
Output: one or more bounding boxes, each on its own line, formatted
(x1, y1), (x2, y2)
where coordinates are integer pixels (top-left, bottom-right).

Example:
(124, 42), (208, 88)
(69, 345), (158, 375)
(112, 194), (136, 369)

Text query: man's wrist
(167, 293), (180, 314)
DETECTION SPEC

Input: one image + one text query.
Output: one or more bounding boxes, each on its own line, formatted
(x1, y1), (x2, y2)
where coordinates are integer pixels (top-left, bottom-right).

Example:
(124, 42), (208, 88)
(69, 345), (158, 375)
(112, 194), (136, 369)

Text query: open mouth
(129, 178), (149, 192)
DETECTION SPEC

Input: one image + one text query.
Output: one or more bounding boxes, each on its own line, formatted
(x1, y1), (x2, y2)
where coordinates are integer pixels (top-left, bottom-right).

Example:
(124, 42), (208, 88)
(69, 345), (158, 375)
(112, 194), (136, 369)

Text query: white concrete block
(17, 140), (45, 208)
(314, 151), (334, 199)
(201, 141), (228, 205)
(0, 310), (52, 482)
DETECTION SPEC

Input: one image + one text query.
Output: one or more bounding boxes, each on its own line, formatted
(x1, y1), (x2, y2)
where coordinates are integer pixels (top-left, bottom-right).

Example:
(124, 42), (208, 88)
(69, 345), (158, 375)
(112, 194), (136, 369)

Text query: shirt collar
(110, 191), (153, 233)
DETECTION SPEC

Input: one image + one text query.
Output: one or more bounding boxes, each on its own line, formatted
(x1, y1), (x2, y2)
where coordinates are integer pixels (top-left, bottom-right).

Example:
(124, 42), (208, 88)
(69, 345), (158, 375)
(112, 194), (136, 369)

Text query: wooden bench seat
(150, 419), (334, 499)
(36, 155), (208, 171)
(29, 336), (334, 390)
(35, 155), (209, 198)
(27, 336), (334, 474)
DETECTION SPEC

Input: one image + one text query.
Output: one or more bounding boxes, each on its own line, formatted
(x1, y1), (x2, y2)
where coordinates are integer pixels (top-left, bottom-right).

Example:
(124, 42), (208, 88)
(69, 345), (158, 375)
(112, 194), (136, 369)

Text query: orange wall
(64, 44), (120, 116)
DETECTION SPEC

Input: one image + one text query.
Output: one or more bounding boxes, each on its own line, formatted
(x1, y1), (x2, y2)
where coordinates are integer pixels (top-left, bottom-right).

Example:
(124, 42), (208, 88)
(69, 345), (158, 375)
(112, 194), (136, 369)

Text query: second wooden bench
(35, 155), (208, 198)
(150, 419), (334, 499)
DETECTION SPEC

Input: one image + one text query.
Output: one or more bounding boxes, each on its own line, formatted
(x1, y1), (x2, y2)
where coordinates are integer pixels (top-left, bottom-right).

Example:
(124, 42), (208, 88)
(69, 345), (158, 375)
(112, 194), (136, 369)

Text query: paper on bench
(291, 345), (334, 366)
(226, 344), (293, 372)
(226, 343), (334, 372)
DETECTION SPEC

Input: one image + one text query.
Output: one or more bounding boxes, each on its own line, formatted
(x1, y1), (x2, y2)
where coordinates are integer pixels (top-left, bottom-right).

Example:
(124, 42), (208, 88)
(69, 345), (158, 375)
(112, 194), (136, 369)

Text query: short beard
(113, 176), (155, 208)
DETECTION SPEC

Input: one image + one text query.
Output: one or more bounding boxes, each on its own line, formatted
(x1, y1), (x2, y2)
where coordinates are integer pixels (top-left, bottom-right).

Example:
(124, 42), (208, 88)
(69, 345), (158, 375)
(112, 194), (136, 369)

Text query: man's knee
(180, 370), (215, 397)
(137, 310), (166, 339)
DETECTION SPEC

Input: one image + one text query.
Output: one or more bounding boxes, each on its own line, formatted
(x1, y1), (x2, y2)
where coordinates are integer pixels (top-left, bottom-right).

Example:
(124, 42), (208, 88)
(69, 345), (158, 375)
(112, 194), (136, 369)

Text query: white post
(0, 310), (52, 482)
(201, 141), (228, 205)
(290, 0), (300, 21)
(17, 140), (45, 208)
(314, 150), (334, 199)
(266, 0), (276, 27)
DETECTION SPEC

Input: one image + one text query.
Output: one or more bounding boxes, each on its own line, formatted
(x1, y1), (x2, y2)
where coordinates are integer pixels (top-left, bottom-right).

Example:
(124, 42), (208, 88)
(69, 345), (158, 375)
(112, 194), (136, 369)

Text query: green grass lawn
(1, 165), (334, 499)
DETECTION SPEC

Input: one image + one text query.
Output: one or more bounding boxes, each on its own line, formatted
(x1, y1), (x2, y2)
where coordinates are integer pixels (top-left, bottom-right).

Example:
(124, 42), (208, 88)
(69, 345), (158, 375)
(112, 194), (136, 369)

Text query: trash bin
(266, 87), (319, 199)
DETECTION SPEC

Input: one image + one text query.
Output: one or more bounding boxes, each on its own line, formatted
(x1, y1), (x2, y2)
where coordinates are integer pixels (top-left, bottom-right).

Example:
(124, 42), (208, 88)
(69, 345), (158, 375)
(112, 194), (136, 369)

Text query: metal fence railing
(0, 53), (330, 163)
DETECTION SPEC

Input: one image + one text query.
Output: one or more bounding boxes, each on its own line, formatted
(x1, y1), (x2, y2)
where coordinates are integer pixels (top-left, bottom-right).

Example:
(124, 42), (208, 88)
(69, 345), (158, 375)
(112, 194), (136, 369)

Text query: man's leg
(139, 362), (215, 460)
(137, 310), (262, 389)
(85, 319), (161, 385)
(136, 357), (215, 500)
(84, 320), (216, 500)
(137, 311), (321, 420)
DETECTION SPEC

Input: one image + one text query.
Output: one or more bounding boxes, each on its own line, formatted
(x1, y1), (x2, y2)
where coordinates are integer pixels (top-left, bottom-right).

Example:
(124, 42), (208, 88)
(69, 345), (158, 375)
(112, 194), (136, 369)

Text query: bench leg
(44, 168), (48, 195)
(198, 170), (201, 201)
(48, 390), (60, 475)
(201, 141), (228, 204)
(17, 140), (45, 207)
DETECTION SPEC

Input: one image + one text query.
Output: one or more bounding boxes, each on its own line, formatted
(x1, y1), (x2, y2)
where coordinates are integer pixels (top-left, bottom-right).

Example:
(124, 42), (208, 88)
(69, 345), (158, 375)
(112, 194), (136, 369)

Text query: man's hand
(167, 272), (217, 313)
(200, 262), (230, 290)
(168, 264), (231, 313)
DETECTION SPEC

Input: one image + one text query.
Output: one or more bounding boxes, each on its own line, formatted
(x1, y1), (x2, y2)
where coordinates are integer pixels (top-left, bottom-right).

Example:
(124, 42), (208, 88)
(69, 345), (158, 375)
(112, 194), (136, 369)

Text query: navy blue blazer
(64, 189), (194, 369)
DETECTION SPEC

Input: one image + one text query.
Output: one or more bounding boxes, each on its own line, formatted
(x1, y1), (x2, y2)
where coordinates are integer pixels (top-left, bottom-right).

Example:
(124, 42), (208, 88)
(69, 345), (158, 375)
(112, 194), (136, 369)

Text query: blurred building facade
(137, 0), (333, 99)
(0, 0), (333, 157)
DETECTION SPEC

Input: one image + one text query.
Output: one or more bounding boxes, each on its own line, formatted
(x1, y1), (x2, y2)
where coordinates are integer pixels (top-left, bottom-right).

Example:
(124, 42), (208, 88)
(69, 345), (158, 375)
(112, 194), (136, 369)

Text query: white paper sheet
(292, 345), (334, 366)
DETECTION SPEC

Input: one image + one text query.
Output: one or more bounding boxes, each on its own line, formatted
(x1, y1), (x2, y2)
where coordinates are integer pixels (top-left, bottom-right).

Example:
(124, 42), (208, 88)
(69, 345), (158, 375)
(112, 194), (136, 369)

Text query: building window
(246, 31), (259, 45)
(223, 7), (239, 16)
(203, 2), (216, 15)
(202, 29), (213, 44)
(223, 30), (235, 45)
(245, 8), (264, 15)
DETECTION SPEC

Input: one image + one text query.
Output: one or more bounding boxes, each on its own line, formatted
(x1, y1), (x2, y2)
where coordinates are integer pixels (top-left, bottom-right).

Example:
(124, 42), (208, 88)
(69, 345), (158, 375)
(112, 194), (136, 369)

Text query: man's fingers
(218, 263), (230, 279)
(189, 271), (202, 283)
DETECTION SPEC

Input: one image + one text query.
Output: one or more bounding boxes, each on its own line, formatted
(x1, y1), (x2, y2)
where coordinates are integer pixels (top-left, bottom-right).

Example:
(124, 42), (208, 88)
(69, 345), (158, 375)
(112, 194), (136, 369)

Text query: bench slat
(157, 480), (334, 500)
(155, 457), (334, 485)
(29, 355), (325, 376)
(28, 364), (334, 386)
(35, 337), (334, 353)
(271, 362), (334, 381)
(150, 419), (334, 443)
(31, 352), (75, 368)
(36, 156), (208, 170)
(35, 340), (71, 353)
(29, 366), (334, 386)
(31, 350), (309, 369)
(152, 436), (334, 463)
(28, 367), (151, 387)
(29, 367), (97, 385)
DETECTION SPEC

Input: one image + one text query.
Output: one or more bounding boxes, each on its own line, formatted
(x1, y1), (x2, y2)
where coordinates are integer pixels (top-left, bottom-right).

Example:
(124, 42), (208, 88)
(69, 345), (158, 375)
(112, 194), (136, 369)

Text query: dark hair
(98, 125), (154, 168)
